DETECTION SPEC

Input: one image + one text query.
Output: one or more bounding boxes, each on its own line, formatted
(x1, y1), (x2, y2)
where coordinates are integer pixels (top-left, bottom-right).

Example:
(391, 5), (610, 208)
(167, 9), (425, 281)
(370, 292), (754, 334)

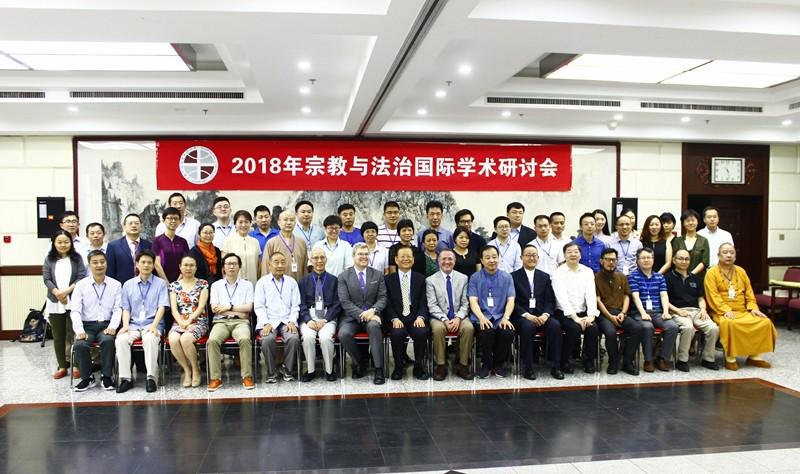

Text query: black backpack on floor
(15, 304), (47, 343)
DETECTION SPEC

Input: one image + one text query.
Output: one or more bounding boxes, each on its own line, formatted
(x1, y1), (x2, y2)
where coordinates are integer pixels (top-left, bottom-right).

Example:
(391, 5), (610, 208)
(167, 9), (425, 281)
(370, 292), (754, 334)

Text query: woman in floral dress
(168, 255), (209, 388)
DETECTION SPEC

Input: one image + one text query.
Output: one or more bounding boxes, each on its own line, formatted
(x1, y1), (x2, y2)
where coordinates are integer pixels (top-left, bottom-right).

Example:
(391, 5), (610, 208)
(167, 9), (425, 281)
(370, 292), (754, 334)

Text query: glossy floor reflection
(1, 379), (800, 473)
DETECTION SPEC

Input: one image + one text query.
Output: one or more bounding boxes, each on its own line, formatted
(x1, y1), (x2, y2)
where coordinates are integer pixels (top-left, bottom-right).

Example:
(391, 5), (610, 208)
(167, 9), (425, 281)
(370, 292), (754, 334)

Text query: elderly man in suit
(106, 213), (152, 282)
(426, 249), (474, 381)
(384, 245), (430, 381)
(511, 244), (564, 381)
(337, 242), (388, 384)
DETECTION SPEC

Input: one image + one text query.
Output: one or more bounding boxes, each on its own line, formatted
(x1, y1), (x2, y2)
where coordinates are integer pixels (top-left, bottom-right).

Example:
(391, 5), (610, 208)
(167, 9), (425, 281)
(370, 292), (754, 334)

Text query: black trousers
(338, 319), (384, 369)
(596, 310), (643, 367)
(475, 324), (515, 369)
(556, 312), (599, 363)
(512, 315), (562, 369)
(389, 322), (430, 368)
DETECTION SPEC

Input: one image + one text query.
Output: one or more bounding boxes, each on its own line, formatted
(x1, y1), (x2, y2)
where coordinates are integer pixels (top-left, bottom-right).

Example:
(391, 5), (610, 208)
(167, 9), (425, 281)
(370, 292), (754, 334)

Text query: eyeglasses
(62, 219), (79, 224)
(224, 262), (239, 267)
(214, 204), (231, 210)
(457, 219), (473, 225)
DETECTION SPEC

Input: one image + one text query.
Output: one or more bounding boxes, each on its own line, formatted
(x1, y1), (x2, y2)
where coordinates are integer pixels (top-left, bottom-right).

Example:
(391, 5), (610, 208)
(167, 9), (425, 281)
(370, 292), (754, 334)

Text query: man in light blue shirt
(417, 200), (453, 252)
(115, 250), (169, 393)
(606, 214), (642, 276)
(255, 252), (301, 382)
(487, 216), (522, 273)
(468, 245), (516, 379)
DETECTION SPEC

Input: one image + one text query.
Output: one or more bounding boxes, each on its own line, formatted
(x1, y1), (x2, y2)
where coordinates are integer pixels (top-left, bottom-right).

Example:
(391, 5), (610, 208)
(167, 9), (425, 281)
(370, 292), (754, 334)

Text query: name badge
(291, 258), (298, 273)
(728, 285), (736, 300)
(645, 298), (653, 311)
(529, 298), (536, 309)
(315, 296), (324, 311)
(487, 297), (495, 308)
(622, 266), (629, 276)
(138, 309), (146, 321)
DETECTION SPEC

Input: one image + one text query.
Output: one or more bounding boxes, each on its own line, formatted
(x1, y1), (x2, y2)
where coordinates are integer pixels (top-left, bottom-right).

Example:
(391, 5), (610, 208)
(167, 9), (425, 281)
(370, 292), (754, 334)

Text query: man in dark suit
(298, 247), (342, 382)
(511, 245), (564, 380)
(384, 245), (430, 380)
(490, 202), (536, 250)
(337, 242), (388, 384)
(106, 213), (152, 282)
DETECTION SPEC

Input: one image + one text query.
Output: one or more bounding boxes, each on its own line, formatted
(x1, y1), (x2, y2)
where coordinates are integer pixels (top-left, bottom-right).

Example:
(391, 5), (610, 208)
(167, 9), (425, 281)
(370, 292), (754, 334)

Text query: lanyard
(92, 281), (107, 302)
(218, 224), (232, 237)
(324, 240), (339, 253)
(535, 238), (552, 258)
(272, 277), (284, 296)
(619, 239), (631, 258)
(497, 240), (511, 261)
(138, 279), (151, 304)
(298, 224), (313, 245)
(369, 249), (379, 267)
(279, 234), (296, 255)
(225, 281), (239, 304)
(482, 268), (499, 294)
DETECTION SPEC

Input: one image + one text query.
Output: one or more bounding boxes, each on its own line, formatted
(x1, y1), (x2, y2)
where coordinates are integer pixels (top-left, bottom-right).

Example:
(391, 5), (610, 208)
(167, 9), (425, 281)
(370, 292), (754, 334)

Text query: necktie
(315, 275), (324, 300)
(132, 240), (140, 275)
(358, 271), (366, 291)
(401, 273), (411, 317)
(446, 275), (455, 320)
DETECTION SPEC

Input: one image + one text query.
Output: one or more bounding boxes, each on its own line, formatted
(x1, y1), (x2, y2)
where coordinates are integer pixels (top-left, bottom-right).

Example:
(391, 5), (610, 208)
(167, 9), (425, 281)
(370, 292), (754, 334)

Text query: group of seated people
(42, 195), (777, 393)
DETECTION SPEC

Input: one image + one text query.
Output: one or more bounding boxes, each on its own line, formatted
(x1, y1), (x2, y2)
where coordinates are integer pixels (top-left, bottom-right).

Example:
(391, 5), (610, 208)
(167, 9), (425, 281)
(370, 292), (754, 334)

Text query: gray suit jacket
(337, 266), (387, 324)
(426, 270), (469, 321)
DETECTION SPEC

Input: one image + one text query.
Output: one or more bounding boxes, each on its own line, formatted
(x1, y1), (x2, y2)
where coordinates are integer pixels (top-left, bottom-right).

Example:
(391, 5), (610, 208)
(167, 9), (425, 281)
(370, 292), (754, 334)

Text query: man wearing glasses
(454, 209), (486, 255)
(212, 196), (234, 248)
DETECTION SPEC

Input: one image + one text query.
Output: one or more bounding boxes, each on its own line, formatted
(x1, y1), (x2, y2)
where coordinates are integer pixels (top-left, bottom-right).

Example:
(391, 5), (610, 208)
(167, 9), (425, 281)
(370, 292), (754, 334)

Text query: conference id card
(622, 266), (629, 275)
(291, 258), (298, 273)
(645, 298), (653, 311)
(487, 297), (494, 308)
(529, 298), (536, 309)
(728, 285), (736, 300)
(315, 296), (324, 311)
(138, 309), (146, 322)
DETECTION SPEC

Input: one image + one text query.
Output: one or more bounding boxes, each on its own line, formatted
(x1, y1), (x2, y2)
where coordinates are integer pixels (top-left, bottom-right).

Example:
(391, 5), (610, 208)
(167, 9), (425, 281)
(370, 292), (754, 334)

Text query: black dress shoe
(584, 360), (596, 374)
(550, 367), (565, 380)
(326, 371), (338, 381)
(701, 359), (720, 371)
(391, 367), (404, 380)
(622, 364), (639, 376)
(607, 362), (619, 375)
(523, 366), (536, 380)
(146, 379), (157, 393)
(301, 371), (316, 382)
(116, 379), (133, 394)
(413, 364), (429, 380)
(561, 362), (574, 374)
(374, 369), (386, 385)
(676, 361), (690, 372)
(352, 364), (364, 379)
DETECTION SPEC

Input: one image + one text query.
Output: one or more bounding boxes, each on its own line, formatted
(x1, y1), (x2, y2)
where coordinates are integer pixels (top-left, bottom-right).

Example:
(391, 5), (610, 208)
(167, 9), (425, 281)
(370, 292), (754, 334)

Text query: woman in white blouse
(222, 210), (261, 283)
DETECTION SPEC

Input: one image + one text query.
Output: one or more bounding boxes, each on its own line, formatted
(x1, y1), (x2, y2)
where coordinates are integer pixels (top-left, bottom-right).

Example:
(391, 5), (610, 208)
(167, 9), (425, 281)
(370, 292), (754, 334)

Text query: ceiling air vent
(487, 97), (620, 107)
(640, 102), (762, 113)
(69, 91), (244, 100)
(788, 101), (800, 110)
(0, 91), (45, 99)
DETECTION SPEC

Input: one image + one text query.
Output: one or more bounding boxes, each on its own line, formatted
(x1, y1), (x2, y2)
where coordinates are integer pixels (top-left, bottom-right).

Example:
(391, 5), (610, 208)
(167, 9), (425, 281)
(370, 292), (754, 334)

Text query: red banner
(156, 140), (572, 191)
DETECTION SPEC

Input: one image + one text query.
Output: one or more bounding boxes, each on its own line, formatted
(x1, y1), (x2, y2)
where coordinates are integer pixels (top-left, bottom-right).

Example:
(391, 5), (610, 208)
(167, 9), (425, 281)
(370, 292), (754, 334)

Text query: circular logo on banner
(179, 146), (218, 185)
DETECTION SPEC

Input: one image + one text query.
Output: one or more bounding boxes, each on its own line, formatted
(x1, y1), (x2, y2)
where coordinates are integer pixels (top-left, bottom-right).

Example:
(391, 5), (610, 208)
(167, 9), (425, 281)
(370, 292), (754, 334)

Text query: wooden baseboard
(0, 330), (22, 340)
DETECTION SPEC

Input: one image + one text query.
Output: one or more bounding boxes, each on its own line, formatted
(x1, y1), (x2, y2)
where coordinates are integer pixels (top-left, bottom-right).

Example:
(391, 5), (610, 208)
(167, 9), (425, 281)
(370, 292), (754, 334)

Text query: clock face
(711, 158), (744, 184)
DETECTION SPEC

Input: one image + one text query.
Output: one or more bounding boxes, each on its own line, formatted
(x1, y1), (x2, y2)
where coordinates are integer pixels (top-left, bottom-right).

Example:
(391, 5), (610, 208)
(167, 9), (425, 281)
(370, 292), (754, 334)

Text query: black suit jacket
(384, 270), (429, 326)
(106, 236), (152, 282)
(511, 267), (556, 318)
(298, 271), (342, 323)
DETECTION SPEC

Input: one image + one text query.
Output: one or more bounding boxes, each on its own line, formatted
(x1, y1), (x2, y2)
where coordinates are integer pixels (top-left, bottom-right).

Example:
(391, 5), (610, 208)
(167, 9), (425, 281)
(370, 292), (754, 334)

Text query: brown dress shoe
(655, 357), (670, 372)
(725, 360), (739, 371)
(746, 358), (771, 369)
(242, 376), (255, 389)
(72, 369), (81, 379)
(455, 364), (474, 380)
(433, 365), (447, 381)
(53, 368), (68, 380)
(643, 361), (655, 372)
(207, 379), (224, 391)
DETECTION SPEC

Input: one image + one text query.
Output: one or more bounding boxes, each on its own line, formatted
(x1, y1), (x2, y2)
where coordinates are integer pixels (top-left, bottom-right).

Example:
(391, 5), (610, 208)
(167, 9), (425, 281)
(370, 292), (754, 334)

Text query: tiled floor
(1, 326), (799, 473)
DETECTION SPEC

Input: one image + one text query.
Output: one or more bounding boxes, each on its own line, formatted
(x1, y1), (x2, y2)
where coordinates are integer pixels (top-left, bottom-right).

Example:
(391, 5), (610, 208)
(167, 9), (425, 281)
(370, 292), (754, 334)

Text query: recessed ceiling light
(547, 54), (707, 84)
(297, 60), (311, 71)
(299, 86), (310, 95)
(607, 120), (618, 130)
(435, 89), (447, 98)
(501, 110), (511, 117)
(417, 108), (427, 116)
(613, 113), (624, 120)
(681, 116), (691, 123)
(782, 119), (793, 126)
(458, 64), (472, 76)
(67, 106), (79, 113)
(301, 106), (311, 113)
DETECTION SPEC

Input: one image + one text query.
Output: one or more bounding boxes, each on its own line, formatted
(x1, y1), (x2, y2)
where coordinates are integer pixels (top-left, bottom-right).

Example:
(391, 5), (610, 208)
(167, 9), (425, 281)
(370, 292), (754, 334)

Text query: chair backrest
(784, 267), (800, 283)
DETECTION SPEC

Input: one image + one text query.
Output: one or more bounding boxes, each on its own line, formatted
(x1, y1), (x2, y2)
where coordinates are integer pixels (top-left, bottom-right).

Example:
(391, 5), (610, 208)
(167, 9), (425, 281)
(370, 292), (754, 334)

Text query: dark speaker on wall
(611, 197), (638, 230)
(37, 197), (65, 239)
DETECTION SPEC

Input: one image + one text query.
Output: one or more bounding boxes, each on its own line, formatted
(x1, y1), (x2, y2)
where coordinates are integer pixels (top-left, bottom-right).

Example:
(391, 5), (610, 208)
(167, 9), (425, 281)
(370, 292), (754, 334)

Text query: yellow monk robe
(704, 265), (777, 357)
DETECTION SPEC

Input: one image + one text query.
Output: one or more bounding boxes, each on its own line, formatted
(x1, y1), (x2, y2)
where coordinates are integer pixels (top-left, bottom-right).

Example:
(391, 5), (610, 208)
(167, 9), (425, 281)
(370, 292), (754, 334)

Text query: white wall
(619, 142), (683, 224)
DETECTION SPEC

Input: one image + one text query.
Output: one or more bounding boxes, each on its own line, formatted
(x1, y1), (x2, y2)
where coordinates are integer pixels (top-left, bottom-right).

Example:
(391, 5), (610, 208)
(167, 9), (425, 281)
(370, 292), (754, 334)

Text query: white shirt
(254, 274), (300, 329)
(697, 227), (734, 267)
(312, 238), (354, 276)
(70, 276), (123, 334)
(209, 277), (255, 319)
(72, 236), (89, 260)
(156, 215), (200, 249)
(45, 257), (73, 315)
(126, 237), (140, 260)
(530, 236), (564, 275)
(551, 263), (599, 317)
(212, 220), (235, 248)
(488, 238), (522, 273)
(366, 245), (388, 274)
(377, 224), (400, 250)
(80, 242), (107, 266)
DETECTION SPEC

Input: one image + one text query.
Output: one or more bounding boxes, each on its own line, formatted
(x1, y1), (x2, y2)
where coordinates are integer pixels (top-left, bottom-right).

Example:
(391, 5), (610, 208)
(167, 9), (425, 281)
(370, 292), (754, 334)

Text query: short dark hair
(506, 202), (525, 213)
(135, 249), (156, 263)
(222, 252), (242, 267)
(323, 215), (342, 228)
(421, 228), (439, 242)
(360, 221), (378, 234)
(233, 210), (252, 223)
(579, 212), (595, 226)
(295, 200), (314, 212)
(621, 208), (636, 218)
(395, 244), (415, 257)
(636, 247), (655, 259)
(167, 192), (186, 205)
(601, 247), (618, 258)
(212, 196), (230, 207)
(60, 211), (79, 223)
(397, 218), (414, 232)
(493, 215), (511, 228)
(480, 245), (499, 259)
(563, 242), (579, 254)
(383, 201), (400, 211)
(452, 226), (471, 243)
(533, 214), (549, 225)
(337, 203), (355, 214)
(425, 200), (444, 213)
(680, 209), (701, 223)
(659, 212), (676, 226)
(86, 249), (107, 263)
(702, 206), (720, 218)
(549, 211), (565, 222)
(85, 222), (105, 235)
(198, 222), (215, 236)
(122, 213), (141, 225)
(253, 205), (270, 216)
(162, 207), (181, 220)
(454, 209), (474, 225)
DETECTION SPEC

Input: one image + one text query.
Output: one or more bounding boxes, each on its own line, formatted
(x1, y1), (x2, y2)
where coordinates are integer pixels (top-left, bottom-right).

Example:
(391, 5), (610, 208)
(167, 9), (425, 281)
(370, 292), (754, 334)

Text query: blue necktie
(446, 275), (455, 320)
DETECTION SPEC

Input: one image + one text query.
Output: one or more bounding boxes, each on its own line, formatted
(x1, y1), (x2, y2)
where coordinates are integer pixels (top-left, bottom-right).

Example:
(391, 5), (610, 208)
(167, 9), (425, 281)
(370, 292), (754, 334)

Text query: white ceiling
(1, 0), (800, 142)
